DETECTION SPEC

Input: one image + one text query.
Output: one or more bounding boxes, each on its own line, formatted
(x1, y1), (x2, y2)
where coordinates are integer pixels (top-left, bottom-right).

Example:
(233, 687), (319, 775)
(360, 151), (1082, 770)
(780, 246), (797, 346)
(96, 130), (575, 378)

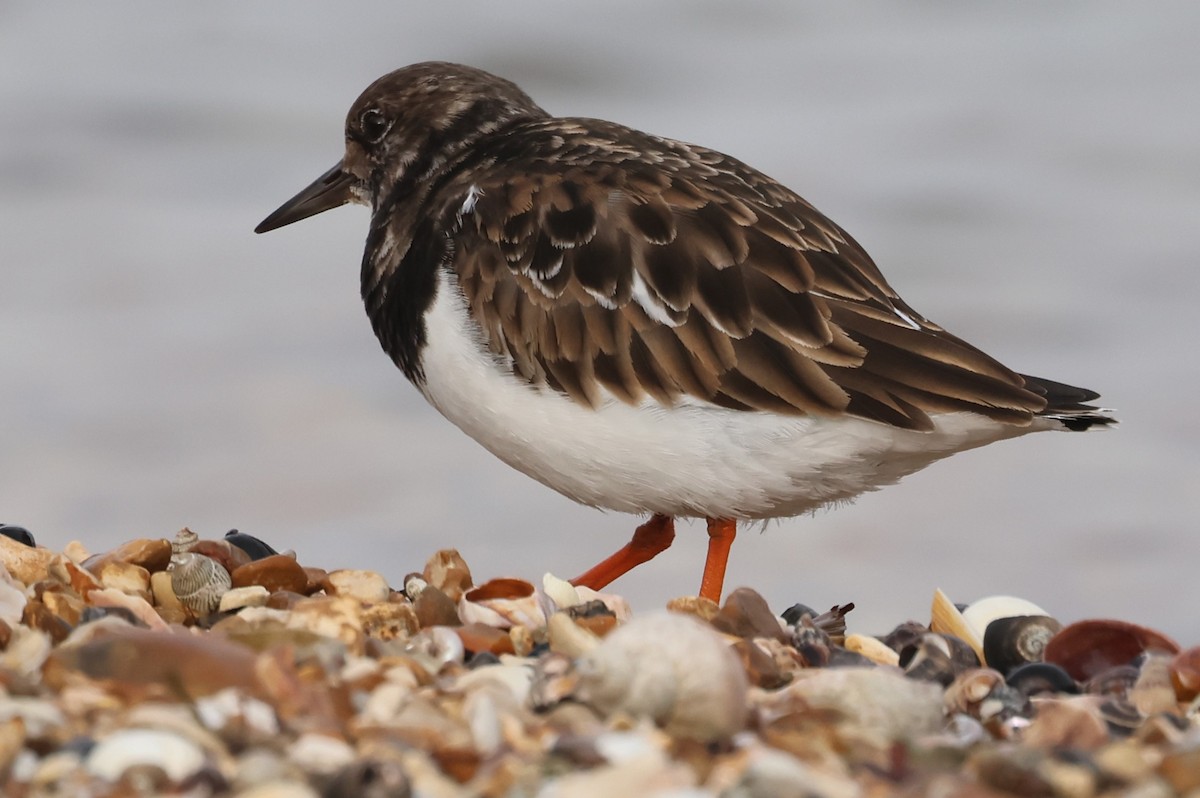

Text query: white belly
(414, 272), (1037, 520)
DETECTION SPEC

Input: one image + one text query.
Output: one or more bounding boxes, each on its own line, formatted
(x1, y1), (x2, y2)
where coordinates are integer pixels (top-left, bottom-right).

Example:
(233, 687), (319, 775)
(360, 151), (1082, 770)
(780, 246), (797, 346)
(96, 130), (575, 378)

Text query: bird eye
(359, 108), (389, 143)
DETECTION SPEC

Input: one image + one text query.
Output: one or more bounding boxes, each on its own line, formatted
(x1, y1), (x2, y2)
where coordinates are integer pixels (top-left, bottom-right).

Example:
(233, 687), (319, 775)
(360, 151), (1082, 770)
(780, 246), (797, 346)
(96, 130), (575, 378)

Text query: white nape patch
(415, 271), (1041, 520)
(459, 185), (481, 218)
(630, 270), (680, 327)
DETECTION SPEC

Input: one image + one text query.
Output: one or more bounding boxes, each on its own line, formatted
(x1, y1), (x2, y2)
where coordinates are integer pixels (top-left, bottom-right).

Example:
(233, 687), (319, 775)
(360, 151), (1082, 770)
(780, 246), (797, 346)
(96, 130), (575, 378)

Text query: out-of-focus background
(2, 2), (1197, 640)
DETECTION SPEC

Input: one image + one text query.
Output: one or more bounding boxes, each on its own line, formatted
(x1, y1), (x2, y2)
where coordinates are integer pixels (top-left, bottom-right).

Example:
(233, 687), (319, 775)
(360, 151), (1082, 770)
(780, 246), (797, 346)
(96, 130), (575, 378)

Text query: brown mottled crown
(333, 62), (1108, 430)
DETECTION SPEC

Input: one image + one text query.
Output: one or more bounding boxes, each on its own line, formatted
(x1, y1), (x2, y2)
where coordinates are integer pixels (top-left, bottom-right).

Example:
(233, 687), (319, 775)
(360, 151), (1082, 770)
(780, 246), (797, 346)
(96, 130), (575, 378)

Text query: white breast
(414, 272), (1037, 520)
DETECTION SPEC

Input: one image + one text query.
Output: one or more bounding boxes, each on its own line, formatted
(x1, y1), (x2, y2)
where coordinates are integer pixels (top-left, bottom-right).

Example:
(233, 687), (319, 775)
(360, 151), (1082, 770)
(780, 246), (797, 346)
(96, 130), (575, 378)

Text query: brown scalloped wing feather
(444, 124), (1045, 431)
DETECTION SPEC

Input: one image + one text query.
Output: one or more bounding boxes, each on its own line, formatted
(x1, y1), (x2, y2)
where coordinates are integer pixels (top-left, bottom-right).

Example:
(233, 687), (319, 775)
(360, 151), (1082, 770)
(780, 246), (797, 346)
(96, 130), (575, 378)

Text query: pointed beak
(254, 162), (356, 233)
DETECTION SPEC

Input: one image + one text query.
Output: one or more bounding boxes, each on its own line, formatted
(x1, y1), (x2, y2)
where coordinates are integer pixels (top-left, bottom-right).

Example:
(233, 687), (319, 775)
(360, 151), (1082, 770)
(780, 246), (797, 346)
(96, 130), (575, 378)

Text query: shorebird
(256, 62), (1112, 603)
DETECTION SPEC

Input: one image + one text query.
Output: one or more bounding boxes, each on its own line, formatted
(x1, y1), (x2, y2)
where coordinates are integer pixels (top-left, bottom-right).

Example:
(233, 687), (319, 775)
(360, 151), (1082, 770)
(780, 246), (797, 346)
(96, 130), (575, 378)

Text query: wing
(440, 123), (1045, 431)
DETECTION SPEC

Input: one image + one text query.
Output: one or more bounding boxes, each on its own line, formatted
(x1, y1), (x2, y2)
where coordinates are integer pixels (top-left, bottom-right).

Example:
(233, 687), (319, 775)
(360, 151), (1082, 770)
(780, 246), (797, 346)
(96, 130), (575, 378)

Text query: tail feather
(1021, 373), (1117, 431)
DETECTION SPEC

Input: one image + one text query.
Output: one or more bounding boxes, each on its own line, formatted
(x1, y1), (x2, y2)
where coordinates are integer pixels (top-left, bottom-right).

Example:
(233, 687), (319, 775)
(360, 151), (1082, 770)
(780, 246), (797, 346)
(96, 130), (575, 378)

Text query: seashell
(1044, 619), (1181, 682)
(403, 625), (466, 673)
(791, 624), (833, 668)
(1083, 664), (1140, 700)
(1130, 653), (1178, 717)
(732, 636), (792, 689)
(287, 732), (357, 777)
(982, 615), (1062, 675)
(459, 577), (546, 629)
(880, 620), (928, 655)
(547, 611), (602, 658)
(193, 687), (280, 741)
(422, 548), (473, 602)
(773, 666), (945, 743)
(85, 728), (207, 783)
(171, 527), (200, 556)
(170, 553), (232, 617)
(721, 743), (863, 798)
(900, 633), (980, 686)
(0, 524), (35, 547)
(320, 569), (391, 604)
(229, 554), (308, 595)
(0, 564), (27, 626)
(1169, 646), (1200, 702)
(1006, 662), (1079, 698)
(223, 529), (279, 561)
(710, 587), (787, 642)
(929, 589), (983, 664)
(1023, 697), (1110, 752)
(573, 611), (748, 741)
(542, 572), (581, 610)
(780, 602), (819, 626)
(961, 595), (1050, 637)
(844, 633), (900, 667)
(943, 668), (1029, 727)
(325, 758), (411, 798)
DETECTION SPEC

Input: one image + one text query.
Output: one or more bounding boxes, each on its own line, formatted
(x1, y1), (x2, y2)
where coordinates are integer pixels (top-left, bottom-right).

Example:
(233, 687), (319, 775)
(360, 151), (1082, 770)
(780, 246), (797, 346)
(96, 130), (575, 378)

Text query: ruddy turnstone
(256, 62), (1113, 602)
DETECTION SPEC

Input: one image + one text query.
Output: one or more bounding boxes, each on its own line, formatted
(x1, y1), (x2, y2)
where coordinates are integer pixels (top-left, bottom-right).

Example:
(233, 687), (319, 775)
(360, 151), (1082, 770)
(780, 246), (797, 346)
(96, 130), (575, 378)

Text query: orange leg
(571, 514), (676, 591)
(699, 518), (737, 603)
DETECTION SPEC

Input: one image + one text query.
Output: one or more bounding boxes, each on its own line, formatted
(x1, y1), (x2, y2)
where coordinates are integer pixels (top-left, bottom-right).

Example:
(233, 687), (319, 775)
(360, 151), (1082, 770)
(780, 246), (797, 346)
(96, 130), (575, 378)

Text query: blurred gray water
(2, 2), (1198, 640)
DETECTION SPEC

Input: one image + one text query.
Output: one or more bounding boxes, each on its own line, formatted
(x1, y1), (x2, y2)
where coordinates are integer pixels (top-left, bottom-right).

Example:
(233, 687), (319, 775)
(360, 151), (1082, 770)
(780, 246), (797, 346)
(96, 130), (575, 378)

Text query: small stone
(665, 595), (720, 622)
(95, 560), (152, 600)
(286, 596), (365, 651)
(231, 554), (309, 595)
(360, 600), (420, 641)
(1024, 697), (1110, 751)
(82, 538), (173, 574)
(414, 585), (461, 628)
(1158, 741), (1200, 793)
(573, 611), (748, 741)
(224, 530), (279, 561)
(0, 536), (57, 586)
(423, 548), (473, 602)
(711, 587), (787, 641)
(47, 625), (263, 703)
(454, 622), (516, 656)
(190, 539), (253, 574)
(219, 586), (272, 613)
(321, 569), (391, 604)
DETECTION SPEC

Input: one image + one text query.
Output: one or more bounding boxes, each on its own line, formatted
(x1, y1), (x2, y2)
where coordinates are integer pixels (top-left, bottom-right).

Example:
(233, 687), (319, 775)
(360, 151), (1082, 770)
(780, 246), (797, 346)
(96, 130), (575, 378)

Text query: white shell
(86, 728), (206, 782)
(961, 595), (1051, 640)
(573, 611), (748, 741)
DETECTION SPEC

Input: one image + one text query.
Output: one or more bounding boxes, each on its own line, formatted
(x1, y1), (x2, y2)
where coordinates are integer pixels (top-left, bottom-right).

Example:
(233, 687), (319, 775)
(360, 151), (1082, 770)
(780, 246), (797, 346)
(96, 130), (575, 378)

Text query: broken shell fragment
(459, 577), (546, 629)
(1044, 619), (1181, 682)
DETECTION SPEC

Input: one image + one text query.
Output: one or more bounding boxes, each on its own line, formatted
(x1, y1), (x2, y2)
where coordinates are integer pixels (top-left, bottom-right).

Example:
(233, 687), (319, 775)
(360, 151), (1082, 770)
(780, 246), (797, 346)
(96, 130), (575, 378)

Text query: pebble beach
(1, 525), (1197, 797)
